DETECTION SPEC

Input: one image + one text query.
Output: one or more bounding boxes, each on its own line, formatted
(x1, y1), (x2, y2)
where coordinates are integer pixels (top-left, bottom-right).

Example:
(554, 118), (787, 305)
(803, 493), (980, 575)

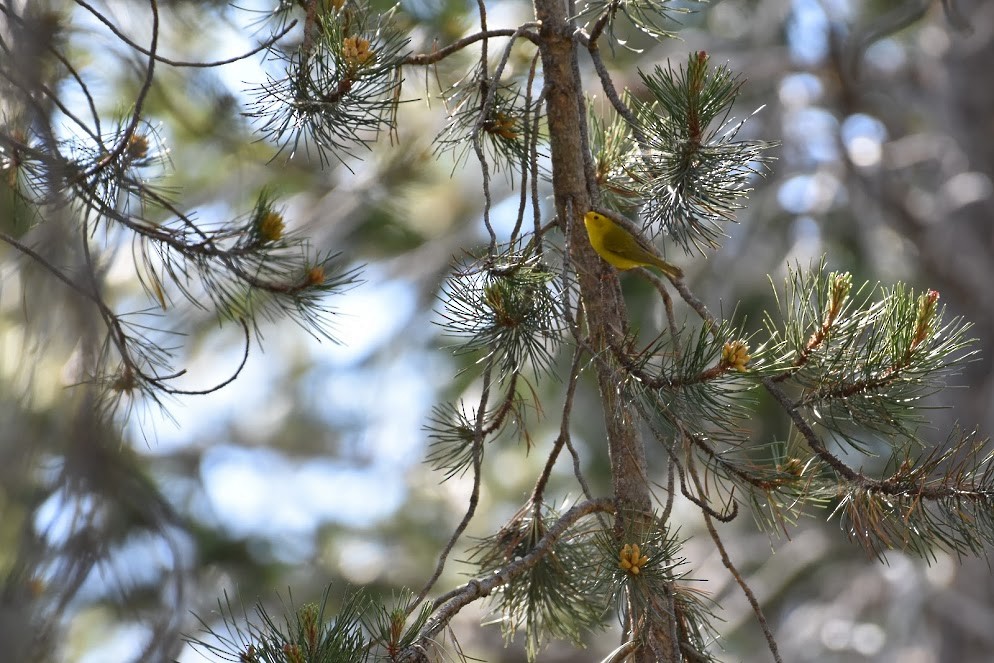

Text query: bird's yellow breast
(584, 211), (651, 270)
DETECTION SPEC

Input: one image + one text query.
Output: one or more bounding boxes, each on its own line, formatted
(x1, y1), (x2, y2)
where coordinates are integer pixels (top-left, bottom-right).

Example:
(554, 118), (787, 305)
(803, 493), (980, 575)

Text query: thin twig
(76, 0), (297, 69)
(157, 319), (252, 395)
(640, 268), (680, 340)
(510, 52), (542, 247)
(761, 376), (857, 481)
(409, 358), (496, 611)
(581, 30), (649, 149)
(673, 276), (718, 330)
(693, 466), (784, 663)
(529, 87), (545, 255)
(402, 29), (537, 66)
(81, 0), (158, 179)
(472, 23), (540, 255)
(0, 230), (101, 305)
(531, 343), (587, 510)
(660, 456), (676, 525)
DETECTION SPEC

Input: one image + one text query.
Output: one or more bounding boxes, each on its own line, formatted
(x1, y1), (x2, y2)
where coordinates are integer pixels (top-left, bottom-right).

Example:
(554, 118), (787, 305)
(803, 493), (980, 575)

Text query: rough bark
(532, 0), (677, 659)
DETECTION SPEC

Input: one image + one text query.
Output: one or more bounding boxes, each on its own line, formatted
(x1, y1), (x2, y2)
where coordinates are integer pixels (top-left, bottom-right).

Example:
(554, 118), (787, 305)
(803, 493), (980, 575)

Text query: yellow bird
(583, 210), (683, 280)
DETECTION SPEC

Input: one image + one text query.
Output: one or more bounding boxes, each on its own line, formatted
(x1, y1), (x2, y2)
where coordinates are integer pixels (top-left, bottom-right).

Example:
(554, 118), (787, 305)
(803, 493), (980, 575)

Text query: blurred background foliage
(0, 0), (991, 661)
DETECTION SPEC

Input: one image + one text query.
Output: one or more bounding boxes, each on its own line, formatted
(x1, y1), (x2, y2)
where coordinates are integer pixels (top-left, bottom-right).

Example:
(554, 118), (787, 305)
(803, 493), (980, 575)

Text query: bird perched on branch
(583, 210), (683, 280)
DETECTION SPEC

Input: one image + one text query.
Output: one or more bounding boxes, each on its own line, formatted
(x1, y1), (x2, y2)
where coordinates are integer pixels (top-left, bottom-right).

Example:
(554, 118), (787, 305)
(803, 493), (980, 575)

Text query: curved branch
(1, 225), (250, 403)
(680, 471), (738, 522)
(156, 319), (251, 395)
(75, 0), (298, 68)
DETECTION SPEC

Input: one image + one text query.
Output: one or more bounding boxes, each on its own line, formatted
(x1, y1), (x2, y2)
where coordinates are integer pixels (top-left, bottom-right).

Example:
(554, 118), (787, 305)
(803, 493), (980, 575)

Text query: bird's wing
(601, 229), (630, 254)
(607, 226), (656, 262)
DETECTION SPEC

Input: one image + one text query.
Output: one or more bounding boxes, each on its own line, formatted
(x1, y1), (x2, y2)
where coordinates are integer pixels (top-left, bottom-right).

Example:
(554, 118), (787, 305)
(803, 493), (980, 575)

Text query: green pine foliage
(3, 1), (990, 662)
(246, 2), (409, 168)
(437, 251), (564, 379)
(629, 53), (777, 254)
(434, 67), (535, 175)
(472, 504), (607, 658)
(187, 588), (371, 663)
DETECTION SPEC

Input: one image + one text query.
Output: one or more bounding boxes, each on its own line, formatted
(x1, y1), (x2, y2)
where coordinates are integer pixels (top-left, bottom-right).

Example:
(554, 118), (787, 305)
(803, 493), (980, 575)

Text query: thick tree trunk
(532, 0), (677, 659)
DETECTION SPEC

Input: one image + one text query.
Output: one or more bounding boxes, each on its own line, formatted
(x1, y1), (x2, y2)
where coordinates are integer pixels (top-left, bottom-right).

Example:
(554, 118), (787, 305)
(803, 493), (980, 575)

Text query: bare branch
(402, 29), (537, 66)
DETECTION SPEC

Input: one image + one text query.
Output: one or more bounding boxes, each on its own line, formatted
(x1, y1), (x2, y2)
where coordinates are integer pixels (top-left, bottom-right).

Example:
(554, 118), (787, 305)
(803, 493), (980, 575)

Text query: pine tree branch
(762, 375), (860, 481)
(398, 498), (615, 662)
(402, 29), (539, 66)
(534, 2), (682, 656)
(763, 375), (994, 503)
(536, 0), (643, 513)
